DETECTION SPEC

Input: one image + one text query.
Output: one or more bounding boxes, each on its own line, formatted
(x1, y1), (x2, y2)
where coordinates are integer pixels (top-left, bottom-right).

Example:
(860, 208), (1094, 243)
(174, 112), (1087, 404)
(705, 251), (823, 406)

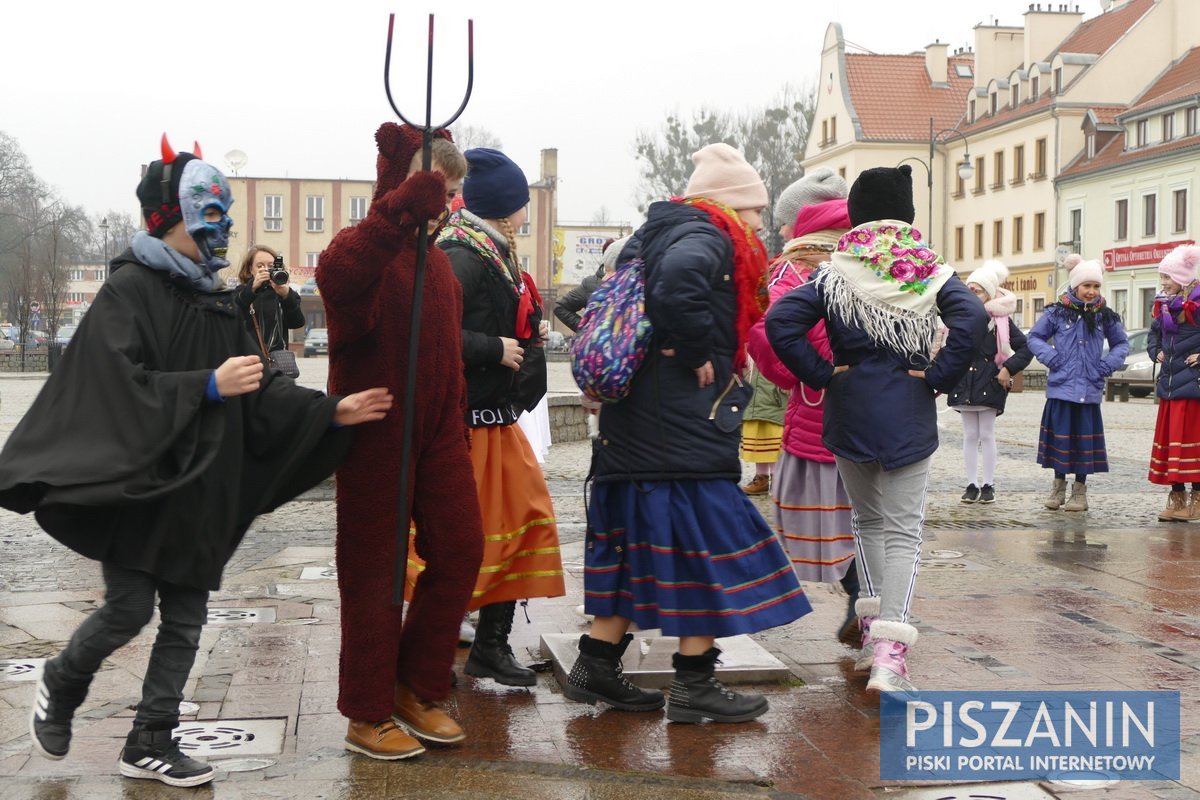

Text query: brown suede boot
(1159, 490), (1187, 521)
(1044, 478), (1067, 510)
(393, 683), (465, 744)
(344, 719), (425, 760)
(1063, 482), (1088, 512)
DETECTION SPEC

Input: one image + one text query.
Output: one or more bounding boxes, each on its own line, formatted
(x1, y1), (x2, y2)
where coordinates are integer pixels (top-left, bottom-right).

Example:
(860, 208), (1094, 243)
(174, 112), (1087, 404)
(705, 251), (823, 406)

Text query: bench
(1104, 376), (1158, 403)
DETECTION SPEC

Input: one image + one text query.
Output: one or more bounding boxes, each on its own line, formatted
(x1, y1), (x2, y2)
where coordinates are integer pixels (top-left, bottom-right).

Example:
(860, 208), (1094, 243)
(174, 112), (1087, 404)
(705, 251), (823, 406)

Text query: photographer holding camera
(235, 245), (305, 376)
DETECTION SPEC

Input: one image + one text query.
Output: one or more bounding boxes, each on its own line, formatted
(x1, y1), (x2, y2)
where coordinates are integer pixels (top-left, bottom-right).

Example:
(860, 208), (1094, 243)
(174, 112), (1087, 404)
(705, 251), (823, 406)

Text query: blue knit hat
(463, 148), (529, 220)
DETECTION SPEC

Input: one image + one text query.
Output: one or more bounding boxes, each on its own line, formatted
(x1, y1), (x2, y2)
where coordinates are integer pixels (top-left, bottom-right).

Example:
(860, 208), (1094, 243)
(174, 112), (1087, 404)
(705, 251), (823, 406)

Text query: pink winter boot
(852, 597), (880, 672)
(865, 620), (919, 694)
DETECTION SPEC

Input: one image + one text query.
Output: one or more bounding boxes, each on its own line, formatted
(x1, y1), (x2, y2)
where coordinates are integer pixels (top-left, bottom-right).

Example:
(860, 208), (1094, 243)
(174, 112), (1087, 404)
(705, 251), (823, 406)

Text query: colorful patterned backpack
(570, 257), (653, 403)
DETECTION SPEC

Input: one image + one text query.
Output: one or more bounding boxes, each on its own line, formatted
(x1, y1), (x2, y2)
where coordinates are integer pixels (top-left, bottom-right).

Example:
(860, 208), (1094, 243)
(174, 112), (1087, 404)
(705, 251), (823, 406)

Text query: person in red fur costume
(316, 123), (484, 761)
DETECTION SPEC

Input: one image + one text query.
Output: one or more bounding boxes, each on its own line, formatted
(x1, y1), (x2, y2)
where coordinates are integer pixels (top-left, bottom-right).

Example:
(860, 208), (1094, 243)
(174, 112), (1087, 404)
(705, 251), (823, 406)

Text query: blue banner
(880, 691), (1179, 781)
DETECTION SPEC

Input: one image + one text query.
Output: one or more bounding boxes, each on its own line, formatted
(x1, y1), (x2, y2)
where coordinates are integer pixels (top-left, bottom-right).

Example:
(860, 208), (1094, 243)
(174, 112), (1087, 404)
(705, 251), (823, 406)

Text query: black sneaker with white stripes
(30, 660), (91, 760)
(118, 726), (214, 788)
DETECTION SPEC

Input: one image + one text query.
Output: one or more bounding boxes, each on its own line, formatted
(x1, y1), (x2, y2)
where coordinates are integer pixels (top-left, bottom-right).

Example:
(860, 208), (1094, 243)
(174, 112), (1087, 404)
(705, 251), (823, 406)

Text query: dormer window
(1163, 112), (1175, 142)
(1087, 134), (1096, 158)
(1054, 67), (1063, 94)
(969, 99), (976, 123)
(1137, 119), (1149, 147)
(1188, 107), (1199, 136)
(1011, 84), (1020, 107)
(990, 93), (998, 115)
(1031, 74), (1040, 98)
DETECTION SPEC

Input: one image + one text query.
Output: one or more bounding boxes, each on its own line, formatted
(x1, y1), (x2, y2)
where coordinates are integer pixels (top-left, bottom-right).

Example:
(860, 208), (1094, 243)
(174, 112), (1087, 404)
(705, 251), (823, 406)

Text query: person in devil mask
(0, 137), (393, 787)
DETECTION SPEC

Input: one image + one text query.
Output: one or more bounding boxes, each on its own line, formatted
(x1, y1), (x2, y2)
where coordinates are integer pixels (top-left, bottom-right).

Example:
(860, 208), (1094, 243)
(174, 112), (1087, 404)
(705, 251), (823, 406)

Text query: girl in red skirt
(1148, 244), (1200, 521)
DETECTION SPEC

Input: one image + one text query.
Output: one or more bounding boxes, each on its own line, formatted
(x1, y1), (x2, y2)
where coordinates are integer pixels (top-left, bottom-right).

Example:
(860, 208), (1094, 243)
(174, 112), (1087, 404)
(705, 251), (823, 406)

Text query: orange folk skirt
(407, 423), (564, 609)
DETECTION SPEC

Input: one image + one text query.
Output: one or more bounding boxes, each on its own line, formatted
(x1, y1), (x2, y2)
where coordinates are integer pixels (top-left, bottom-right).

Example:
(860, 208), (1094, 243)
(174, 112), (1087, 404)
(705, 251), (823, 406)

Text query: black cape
(0, 251), (351, 590)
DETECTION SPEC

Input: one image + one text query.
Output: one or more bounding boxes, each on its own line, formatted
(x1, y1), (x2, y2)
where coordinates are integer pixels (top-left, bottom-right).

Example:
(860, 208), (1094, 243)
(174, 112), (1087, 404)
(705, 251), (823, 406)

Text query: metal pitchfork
(384, 12), (474, 604)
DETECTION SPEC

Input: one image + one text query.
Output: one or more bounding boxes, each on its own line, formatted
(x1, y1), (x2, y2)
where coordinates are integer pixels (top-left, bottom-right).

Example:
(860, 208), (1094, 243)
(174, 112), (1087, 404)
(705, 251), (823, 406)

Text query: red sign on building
(1103, 239), (1195, 269)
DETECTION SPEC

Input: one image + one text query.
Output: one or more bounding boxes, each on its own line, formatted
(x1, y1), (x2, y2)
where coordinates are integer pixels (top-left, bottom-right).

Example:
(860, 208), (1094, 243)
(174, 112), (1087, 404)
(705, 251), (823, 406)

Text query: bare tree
(93, 211), (138, 262)
(591, 205), (612, 226)
(452, 124), (503, 151)
(39, 204), (90, 338)
(632, 108), (737, 213)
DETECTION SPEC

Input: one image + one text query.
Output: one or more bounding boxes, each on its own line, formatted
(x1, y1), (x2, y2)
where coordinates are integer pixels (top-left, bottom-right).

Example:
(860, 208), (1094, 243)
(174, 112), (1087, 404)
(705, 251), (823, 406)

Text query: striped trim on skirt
(584, 478), (812, 638)
(408, 423), (564, 610)
(1036, 398), (1109, 475)
(740, 420), (783, 463)
(772, 452), (855, 584)
(1149, 398), (1200, 485)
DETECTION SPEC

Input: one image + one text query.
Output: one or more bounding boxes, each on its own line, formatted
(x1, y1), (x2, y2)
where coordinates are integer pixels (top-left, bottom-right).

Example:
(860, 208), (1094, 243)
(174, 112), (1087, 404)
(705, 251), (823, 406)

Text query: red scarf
(674, 196), (769, 371)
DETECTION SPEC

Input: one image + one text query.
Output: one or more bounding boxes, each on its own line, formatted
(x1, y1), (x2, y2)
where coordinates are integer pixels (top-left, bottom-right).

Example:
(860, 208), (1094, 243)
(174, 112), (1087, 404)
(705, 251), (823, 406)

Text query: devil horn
(192, 140), (203, 159)
(161, 133), (177, 164)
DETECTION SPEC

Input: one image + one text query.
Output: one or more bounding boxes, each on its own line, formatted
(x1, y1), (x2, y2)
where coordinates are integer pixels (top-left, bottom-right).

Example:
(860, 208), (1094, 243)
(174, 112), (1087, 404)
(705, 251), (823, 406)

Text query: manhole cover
(173, 719), (285, 756)
(299, 567), (337, 580)
(0, 658), (45, 682)
(213, 758), (275, 773)
(927, 549), (963, 559)
(207, 608), (277, 625)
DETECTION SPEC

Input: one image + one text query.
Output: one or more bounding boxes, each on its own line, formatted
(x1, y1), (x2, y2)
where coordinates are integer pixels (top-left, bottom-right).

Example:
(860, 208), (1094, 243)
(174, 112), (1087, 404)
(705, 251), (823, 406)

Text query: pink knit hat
(1064, 253), (1103, 289)
(1158, 244), (1200, 287)
(683, 143), (768, 210)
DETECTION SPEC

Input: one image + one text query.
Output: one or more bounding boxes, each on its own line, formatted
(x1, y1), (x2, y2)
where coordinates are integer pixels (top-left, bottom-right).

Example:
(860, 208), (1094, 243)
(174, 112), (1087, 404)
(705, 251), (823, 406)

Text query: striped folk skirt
(772, 452), (855, 584)
(583, 478), (812, 638)
(407, 423), (564, 610)
(1036, 399), (1109, 475)
(740, 420), (783, 463)
(1149, 398), (1200, 485)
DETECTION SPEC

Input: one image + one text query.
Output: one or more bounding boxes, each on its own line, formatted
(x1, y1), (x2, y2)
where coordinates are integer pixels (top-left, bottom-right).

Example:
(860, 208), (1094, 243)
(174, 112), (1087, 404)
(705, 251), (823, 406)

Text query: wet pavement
(1, 362), (1199, 799)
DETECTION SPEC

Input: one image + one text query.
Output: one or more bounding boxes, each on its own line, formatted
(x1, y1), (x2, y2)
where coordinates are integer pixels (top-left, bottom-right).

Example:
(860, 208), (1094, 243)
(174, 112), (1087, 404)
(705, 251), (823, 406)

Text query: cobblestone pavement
(0, 364), (1198, 799)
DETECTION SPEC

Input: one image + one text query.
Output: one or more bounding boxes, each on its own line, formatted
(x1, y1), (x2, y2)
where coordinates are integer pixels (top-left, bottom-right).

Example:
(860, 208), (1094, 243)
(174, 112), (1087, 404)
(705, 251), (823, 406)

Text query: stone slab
(540, 632), (792, 690)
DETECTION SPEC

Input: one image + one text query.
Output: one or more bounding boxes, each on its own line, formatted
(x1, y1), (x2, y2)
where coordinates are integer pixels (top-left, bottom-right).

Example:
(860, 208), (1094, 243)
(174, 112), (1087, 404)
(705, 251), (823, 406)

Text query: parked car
(0, 330), (14, 351)
(1110, 328), (1154, 397)
(16, 330), (48, 350)
(304, 328), (328, 357)
(55, 325), (77, 348)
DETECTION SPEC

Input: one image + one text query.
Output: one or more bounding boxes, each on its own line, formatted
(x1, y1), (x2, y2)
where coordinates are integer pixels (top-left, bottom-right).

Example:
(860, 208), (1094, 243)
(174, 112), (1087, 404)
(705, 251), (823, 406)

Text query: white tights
(961, 408), (998, 486)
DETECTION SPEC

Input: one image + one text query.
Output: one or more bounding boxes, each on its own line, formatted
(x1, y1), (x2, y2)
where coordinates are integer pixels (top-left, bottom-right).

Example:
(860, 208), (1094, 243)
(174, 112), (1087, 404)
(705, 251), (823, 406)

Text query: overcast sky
(3, 1), (1104, 230)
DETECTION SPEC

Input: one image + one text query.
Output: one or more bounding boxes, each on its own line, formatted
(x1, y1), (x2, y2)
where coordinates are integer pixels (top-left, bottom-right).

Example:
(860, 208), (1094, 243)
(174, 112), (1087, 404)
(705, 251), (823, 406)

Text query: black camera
(270, 254), (289, 285)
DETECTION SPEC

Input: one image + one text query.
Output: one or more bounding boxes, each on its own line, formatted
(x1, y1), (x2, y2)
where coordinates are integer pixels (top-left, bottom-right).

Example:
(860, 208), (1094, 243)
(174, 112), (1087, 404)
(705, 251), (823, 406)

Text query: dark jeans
(51, 562), (208, 729)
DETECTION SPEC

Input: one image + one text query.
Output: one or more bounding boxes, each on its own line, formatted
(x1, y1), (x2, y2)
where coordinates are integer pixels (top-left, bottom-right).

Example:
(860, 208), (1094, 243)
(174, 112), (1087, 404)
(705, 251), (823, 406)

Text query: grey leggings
(835, 456), (930, 624)
(52, 562), (208, 729)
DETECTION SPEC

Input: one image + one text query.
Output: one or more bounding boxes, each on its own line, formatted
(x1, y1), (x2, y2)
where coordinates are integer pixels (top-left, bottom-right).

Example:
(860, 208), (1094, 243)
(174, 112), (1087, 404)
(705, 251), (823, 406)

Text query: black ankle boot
(837, 564), (862, 645)
(563, 634), (665, 711)
(666, 648), (768, 724)
(464, 601), (536, 686)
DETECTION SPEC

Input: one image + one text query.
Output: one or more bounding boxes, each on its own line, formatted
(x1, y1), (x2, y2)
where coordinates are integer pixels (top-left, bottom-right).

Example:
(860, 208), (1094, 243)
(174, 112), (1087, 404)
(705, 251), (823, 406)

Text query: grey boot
(1044, 478), (1068, 510)
(1063, 482), (1088, 512)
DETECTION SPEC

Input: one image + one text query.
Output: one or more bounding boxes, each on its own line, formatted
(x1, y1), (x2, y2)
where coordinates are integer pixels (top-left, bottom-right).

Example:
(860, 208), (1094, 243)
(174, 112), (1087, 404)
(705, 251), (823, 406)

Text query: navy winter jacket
(947, 318), (1032, 414)
(592, 201), (750, 482)
(765, 270), (987, 470)
(1027, 302), (1128, 404)
(1148, 306), (1200, 401)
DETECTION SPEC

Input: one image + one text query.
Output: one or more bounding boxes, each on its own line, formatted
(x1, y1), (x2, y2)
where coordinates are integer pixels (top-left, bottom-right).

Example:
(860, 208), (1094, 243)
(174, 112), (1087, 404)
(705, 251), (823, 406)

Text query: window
(1015, 298), (1024, 328)
(520, 256), (531, 272)
(1140, 287), (1157, 328)
(518, 205), (531, 236)
(1033, 297), (1045, 323)
(954, 226), (964, 261)
(1115, 198), (1129, 240)
(1012, 145), (1025, 185)
(1087, 134), (1096, 159)
(306, 196), (324, 232)
(68, 292), (85, 304)
(974, 223), (985, 258)
(992, 150), (1005, 189)
(821, 116), (837, 146)
(95, 268), (106, 281)
(838, 166), (846, 179)
(1012, 215), (1024, 254)
(1189, 107), (1199, 137)
(830, 116), (837, 143)
(1032, 138), (1047, 179)
(1069, 209), (1083, 250)
(1136, 119), (1149, 147)
(1034, 212), (1046, 250)
(954, 171), (965, 197)
(1054, 67), (1063, 94)
(993, 220), (1004, 256)
(1031, 74), (1040, 98)
(1143, 193), (1157, 237)
(990, 93), (998, 116)
(973, 156), (985, 193)
(68, 269), (84, 281)
(1163, 113), (1175, 142)
(821, 119), (828, 145)
(349, 196), (368, 225)
(969, 99), (976, 123)
(306, 252), (319, 268)
(1112, 289), (1128, 322)
(1174, 188), (1188, 234)
(264, 195), (283, 232)
(1011, 83), (1020, 107)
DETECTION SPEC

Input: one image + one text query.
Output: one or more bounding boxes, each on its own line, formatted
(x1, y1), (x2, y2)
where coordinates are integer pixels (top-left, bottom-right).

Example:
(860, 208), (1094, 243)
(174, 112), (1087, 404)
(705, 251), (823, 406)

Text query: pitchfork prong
(384, 14), (474, 134)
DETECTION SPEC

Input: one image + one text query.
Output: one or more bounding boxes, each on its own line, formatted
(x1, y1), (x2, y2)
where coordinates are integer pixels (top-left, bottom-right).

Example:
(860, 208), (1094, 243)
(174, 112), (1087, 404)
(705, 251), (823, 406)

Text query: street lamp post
(900, 117), (974, 251)
(99, 216), (109, 265)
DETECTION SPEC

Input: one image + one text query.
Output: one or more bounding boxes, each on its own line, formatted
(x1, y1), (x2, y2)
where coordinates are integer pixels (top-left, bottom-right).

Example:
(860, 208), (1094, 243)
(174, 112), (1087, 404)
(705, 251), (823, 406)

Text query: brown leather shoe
(344, 719), (425, 760)
(742, 474), (770, 496)
(393, 683), (465, 744)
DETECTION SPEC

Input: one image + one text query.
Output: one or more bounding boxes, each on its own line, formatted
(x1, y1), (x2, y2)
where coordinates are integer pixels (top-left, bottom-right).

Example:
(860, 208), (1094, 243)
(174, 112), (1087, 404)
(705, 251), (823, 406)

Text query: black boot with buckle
(666, 648), (768, 724)
(464, 601), (536, 686)
(563, 633), (665, 711)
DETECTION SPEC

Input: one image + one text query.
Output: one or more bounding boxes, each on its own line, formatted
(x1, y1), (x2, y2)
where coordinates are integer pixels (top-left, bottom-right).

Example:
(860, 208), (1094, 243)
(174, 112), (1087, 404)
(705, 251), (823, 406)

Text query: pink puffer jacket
(746, 258), (835, 464)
